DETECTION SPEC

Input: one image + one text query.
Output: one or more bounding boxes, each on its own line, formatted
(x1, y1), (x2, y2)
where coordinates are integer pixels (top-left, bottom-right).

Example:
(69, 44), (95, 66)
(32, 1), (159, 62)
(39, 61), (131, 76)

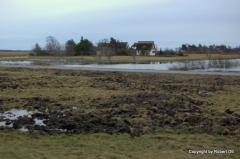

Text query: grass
(184, 83), (240, 112)
(0, 130), (239, 159)
(0, 68), (240, 158)
(1, 52), (240, 62)
(1, 69), (239, 111)
(0, 51), (29, 57)
(208, 85), (240, 111)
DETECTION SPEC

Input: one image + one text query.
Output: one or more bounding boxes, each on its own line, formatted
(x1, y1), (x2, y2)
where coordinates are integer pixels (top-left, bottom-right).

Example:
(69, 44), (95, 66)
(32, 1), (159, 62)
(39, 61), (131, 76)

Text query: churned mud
(0, 67), (239, 136)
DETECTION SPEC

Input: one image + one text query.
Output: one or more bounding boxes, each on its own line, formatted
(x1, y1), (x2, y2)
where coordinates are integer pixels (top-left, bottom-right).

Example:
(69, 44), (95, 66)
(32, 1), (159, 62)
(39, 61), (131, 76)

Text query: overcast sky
(1, 0), (240, 50)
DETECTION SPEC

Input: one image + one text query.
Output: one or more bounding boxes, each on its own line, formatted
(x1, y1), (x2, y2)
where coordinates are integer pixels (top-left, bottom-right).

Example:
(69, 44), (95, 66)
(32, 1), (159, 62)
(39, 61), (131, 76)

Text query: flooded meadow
(0, 67), (239, 136)
(0, 58), (240, 72)
(0, 67), (240, 158)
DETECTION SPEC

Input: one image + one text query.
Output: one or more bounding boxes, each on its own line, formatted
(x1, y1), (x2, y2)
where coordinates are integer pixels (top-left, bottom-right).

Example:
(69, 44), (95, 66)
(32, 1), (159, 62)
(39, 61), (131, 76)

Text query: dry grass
(0, 68), (240, 158)
(0, 51), (30, 57)
(1, 53), (240, 61)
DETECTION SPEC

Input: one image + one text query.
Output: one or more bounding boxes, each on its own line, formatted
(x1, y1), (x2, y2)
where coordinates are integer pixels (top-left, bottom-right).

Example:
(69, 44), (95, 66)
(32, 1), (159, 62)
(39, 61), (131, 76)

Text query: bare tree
(45, 36), (61, 56)
(178, 47), (182, 53)
(89, 45), (97, 56)
(175, 47), (179, 53)
(129, 48), (137, 61)
(155, 44), (158, 56)
(97, 38), (115, 61)
(58, 44), (66, 57)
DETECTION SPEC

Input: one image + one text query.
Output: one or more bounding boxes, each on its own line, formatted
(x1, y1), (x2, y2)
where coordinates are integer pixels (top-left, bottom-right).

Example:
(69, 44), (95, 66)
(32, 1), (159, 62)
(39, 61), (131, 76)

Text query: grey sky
(1, 0), (239, 50)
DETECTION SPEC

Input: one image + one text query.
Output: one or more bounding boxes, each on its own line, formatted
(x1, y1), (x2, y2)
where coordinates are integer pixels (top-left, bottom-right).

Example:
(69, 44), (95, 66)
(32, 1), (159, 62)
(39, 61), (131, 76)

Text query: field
(0, 51), (29, 57)
(0, 67), (239, 158)
(1, 51), (240, 62)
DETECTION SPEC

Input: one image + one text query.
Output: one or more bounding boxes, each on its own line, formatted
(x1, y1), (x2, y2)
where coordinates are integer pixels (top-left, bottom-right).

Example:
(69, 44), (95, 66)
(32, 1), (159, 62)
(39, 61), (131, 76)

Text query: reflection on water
(2, 56), (29, 58)
(169, 59), (240, 72)
(0, 59), (240, 72)
(0, 61), (32, 65)
(0, 59), (149, 66)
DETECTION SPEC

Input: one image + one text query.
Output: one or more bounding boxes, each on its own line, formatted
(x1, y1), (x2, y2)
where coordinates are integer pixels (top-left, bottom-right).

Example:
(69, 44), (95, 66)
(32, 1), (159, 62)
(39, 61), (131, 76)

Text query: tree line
(32, 36), (95, 56)
(180, 44), (240, 54)
(32, 36), (240, 57)
(157, 43), (240, 56)
(32, 36), (129, 56)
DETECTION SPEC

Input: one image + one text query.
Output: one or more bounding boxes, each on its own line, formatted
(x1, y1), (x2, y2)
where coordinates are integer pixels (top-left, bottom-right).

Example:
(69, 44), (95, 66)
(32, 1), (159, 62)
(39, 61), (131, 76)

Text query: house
(131, 41), (156, 56)
(116, 42), (128, 50)
(131, 43), (138, 50)
(96, 42), (128, 56)
(96, 43), (115, 56)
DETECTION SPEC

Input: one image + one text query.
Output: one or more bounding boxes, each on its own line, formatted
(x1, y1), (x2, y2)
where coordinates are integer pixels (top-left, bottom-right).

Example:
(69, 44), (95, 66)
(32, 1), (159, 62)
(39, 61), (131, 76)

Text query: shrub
(177, 52), (184, 56)
(116, 48), (128, 56)
(28, 52), (36, 56)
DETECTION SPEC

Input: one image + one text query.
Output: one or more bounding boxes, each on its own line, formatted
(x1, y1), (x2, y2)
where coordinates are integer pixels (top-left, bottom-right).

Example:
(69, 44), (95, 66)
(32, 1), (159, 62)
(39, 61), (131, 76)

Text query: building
(131, 41), (156, 56)
(96, 42), (128, 56)
(96, 43), (115, 56)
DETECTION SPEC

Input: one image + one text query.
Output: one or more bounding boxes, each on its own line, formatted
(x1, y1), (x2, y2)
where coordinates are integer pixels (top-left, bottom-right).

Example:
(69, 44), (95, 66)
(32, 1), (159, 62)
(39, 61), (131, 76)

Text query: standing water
(0, 59), (240, 72)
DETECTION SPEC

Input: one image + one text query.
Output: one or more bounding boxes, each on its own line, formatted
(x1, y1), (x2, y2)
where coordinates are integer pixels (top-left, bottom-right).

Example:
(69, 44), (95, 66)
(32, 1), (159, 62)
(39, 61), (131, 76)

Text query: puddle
(0, 109), (46, 132)
(2, 56), (29, 58)
(34, 118), (46, 126)
(79, 81), (87, 83)
(19, 126), (29, 132)
(54, 129), (67, 132)
(199, 91), (213, 94)
(0, 121), (7, 127)
(0, 59), (239, 72)
(0, 109), (38, 120)
(0, 61), (32, 65)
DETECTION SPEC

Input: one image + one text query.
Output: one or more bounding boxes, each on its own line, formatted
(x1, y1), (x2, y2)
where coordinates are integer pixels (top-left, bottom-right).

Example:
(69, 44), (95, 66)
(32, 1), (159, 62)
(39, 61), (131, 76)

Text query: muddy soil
(0, 67), (240, 136)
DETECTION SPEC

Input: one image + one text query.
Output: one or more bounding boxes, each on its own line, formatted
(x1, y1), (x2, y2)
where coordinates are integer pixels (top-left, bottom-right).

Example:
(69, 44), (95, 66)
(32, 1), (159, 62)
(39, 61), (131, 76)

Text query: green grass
(0, 130), (239, 159)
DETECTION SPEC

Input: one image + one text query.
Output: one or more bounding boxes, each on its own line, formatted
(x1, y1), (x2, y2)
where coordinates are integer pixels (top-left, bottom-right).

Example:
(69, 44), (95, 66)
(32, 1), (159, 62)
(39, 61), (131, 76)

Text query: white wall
(136, 49), (155, 56)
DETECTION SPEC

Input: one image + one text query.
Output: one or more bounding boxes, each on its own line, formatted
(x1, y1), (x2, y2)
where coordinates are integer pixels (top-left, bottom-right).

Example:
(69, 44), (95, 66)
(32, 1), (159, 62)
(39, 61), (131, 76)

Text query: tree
(45, 36), (61, 56)
(198, 44), (203, 54)
(75, 39), (94, 56)
(191, 44), (197, 49)
(32, 43), (43, 56)
(110, 37), (119, 54)
(175, 47), (180, 52)
(129, 48), (137, 61)
(97, 38), (115, 61)
(116, 48), (128, 56)
(44, 36), (66, 56)
(220, 45), (227, 53)
(65, 39), (76, 56)
(164, 48), (171, 54)
(203, 45), (208, 53)
(159, 48), (163, 55)
(182, 44), (187, 51)
(155, 44), (158, 56)
(89, 45), (97, 56)
(57, 44), (66, 57)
